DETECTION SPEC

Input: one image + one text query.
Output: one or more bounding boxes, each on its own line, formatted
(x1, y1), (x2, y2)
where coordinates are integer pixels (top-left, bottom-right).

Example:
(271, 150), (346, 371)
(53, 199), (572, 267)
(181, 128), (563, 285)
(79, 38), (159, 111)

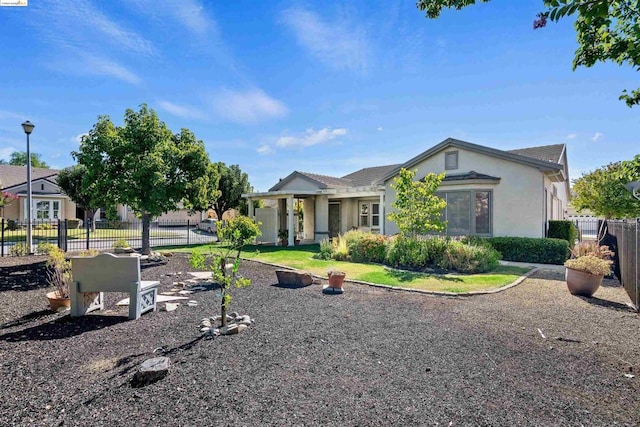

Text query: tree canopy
(56, 164), (104, 227)
(211, 163), (251, 220)
(73, 104), (213, 254)
(388, 168), (447, 236)
(8, 151), (49, 168)
(417, 0), (640, 107)
(572, 161), (640, 219)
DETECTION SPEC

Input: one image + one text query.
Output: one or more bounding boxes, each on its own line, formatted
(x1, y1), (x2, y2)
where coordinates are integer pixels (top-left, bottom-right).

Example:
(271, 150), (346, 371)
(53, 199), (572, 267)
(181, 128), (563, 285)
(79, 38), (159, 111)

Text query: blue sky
(0, 0), (637, 191)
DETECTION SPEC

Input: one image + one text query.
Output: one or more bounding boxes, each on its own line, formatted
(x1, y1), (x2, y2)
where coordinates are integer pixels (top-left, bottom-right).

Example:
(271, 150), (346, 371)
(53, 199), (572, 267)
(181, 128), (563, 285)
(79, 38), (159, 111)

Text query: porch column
(379, 193), (385, 235)
(315, 195), (329, 242)
(247, 197), (254, 219)
(287, 195), (295, 246)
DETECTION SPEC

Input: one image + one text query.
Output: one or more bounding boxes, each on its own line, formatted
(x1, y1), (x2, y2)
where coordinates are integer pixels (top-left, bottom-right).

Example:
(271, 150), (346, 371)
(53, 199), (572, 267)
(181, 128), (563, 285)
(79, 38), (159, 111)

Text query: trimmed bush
(9, 243), (29, 256)
(547, 220), (577, 245)
(344, 231), (388, 263)
(385, 235), (449, 269)
(315, 238), (334, 260)
(438, 240), (500, 273)
(67, 219), (81, 229)
(485, 237), (569, 265)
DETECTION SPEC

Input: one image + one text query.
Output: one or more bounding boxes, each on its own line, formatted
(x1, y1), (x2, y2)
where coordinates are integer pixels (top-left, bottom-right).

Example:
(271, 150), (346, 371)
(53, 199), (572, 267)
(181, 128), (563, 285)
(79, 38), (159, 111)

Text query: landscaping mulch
(1, 254), (639, 426)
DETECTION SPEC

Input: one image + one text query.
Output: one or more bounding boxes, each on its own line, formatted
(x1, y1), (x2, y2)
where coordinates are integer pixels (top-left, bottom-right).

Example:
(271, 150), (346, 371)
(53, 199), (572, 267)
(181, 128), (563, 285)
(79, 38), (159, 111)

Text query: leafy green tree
(74, 105), (211, 254)
(212, 163), (250, 220)
(56, 165), (104, 230)
(417, 0), (640, 107)
(388, 168), (447, 236)
(9, 151), (49, 168)
(572, 162), (640, 219)
(190, 216), (261, 329)
(621, 154), (640, 183)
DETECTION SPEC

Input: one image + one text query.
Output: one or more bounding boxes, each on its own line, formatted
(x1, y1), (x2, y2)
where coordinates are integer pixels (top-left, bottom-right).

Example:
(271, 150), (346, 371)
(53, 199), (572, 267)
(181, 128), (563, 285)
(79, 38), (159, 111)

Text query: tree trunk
(141, 212), (151, 255)
(214, 203), (225, 221)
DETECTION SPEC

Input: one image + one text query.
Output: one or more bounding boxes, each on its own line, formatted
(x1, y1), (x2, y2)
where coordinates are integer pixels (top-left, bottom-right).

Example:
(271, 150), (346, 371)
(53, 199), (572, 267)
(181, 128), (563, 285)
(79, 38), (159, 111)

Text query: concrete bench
(70, 253), (160, 320)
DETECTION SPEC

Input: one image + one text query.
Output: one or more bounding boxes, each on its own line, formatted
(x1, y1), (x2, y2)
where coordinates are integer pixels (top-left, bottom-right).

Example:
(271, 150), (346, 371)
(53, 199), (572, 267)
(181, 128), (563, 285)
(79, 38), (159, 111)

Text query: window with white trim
(359, 201), (380, 229)
(33, 200), (60, 220)
(445, 151), (458, 170)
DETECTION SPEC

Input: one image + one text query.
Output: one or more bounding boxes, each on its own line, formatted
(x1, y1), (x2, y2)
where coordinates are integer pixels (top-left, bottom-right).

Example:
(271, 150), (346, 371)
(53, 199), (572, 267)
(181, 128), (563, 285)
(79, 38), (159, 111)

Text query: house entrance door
(329, 203), (341, 238)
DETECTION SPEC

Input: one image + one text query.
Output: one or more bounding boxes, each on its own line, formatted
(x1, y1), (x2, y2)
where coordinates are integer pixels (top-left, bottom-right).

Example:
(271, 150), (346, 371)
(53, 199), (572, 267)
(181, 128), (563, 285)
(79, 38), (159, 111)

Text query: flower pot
(46, 291), (71, 311)
(327, 272), (346, 289)
(565, 267), (604, 297)
(279, 239), (288, 246)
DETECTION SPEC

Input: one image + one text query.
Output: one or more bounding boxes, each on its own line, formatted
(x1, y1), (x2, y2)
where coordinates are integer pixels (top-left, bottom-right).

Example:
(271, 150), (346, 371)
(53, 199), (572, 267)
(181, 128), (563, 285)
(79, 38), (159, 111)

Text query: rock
(178, 290), (192, 295)
(276, 269), (313, 286)
(131, 357), (170, 388)
(187, 300), (198, 307)
(229, 311), (239, 318)
(165, 303), (178, 312)
(220, 324), (238, 335)
(56, 306), (70, 313)
(200, 327), (211, 333)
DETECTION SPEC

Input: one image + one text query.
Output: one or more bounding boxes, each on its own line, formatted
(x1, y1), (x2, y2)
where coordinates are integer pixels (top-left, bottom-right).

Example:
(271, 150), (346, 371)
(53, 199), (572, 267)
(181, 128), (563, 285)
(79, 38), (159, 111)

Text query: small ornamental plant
(46, 246), (72, 299)
(565, 255), (612, 277)
(0, 191), (18, 207)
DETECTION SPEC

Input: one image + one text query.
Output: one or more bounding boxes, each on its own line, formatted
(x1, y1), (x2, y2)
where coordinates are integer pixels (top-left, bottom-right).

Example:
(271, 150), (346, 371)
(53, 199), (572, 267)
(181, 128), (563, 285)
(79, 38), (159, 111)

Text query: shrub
(438, 240), (500, 273)
(46, 246), (72, 298)
(67, 219), (81, 229)
(34, 223), (53, 230)
(113, 238), (129, 249)
(565, 255), (612, 276)
(344, 231), (388, 263)
(547, 220), (578, 245)
(6, 220), (20, 231)
(315, 238), (334, 260)
(9, 243), (28, 256)
(570, 241), (614, 260)
(37, 242), (57, 255)
(485, 237), (569, 265)
(385, 235), (448, 269)
(331, 233), (349, 261)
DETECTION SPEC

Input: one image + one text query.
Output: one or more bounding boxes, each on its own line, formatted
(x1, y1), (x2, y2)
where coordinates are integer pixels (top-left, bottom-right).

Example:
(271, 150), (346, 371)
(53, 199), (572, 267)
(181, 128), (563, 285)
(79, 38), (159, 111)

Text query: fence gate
(57, 219), (68, 252)
(603, 220), (639, 311)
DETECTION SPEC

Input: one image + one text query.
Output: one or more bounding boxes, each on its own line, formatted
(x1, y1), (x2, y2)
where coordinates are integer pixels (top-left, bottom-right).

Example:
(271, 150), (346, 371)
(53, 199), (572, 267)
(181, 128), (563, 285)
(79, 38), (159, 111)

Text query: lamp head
(626, 181), (640, 201)
(21, 120), (35, 135)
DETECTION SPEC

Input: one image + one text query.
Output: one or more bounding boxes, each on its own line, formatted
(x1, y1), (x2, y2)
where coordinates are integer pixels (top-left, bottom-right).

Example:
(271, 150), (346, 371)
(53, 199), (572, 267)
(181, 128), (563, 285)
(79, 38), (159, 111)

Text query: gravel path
(1, 254), (638, 426)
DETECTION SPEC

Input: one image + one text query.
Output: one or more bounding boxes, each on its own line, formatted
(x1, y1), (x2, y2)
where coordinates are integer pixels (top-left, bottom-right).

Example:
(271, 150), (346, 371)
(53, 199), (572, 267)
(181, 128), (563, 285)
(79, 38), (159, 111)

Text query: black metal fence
(571, 218), (601, 241)
(1, 219), (218, 256)
(602, 219), (639, 311)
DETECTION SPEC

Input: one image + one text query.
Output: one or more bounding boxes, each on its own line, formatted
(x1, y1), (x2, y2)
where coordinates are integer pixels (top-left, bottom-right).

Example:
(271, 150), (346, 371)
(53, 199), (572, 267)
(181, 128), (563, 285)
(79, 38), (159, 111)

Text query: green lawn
(1, 228), (179, 242)
(175, 244), (531, 293)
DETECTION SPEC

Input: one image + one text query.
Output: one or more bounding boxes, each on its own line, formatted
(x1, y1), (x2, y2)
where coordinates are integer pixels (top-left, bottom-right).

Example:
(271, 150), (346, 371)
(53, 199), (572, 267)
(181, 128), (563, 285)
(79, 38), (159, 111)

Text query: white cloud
(257, 144), (274, 155)
(0, 110), (25, 121)
(377, 126), (383, 131)
(34, 0), (155, 56)
(280, 7), (369, 72)
(592, 132), (604, 142)
(211, 88), (288, 124)
(0, 146), (17, 161)
(276, 128), (348, 148)
(72, 133), (88, 144)
(80, 55), (142, 85)
(158, 100), (206, 120)
(566, 133), (577, 139)
(126, 0), (214, 35)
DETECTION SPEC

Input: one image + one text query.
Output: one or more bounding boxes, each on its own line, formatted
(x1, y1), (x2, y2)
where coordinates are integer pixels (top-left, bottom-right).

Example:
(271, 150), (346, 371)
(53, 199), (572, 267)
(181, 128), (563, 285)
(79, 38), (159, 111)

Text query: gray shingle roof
(341, 164), (402, 186)
(0, 165), (59, 190)
(507, 144), (565, 164)
(442, 171), (500, 182)
(297, 172), (353, 188)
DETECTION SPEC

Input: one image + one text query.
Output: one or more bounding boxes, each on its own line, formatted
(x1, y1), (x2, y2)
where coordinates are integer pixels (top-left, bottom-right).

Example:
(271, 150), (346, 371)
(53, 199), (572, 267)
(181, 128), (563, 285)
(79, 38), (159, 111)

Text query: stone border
(243, 257), (542, 297)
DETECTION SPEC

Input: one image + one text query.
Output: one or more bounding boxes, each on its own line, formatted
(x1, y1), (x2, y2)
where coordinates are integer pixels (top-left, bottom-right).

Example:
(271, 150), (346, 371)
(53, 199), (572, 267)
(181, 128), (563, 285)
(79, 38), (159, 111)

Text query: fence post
(86, 220), (90, 250)
(1, 218), (4, 257)
(187, 220), (190, 246)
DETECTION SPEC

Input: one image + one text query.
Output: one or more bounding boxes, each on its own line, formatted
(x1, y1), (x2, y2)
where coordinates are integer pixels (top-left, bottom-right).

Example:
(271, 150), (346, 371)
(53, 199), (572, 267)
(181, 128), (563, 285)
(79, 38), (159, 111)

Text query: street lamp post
(21, 120), (35, 254)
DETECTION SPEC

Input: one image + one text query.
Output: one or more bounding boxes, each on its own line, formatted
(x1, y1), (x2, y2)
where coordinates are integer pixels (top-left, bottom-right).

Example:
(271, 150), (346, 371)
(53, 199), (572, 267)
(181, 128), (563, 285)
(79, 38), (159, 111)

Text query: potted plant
(45, 246), (72, 310)
(564, 254), (612, 297)
(327, 269), (346, 290)
(278, 230), (288, 246)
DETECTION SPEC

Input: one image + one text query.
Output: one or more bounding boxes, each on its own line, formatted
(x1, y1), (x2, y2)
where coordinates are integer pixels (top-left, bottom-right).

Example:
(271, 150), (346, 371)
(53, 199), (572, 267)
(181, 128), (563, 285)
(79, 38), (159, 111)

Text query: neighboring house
(0, 164), (206, 223)
(243, 138), (570, 245)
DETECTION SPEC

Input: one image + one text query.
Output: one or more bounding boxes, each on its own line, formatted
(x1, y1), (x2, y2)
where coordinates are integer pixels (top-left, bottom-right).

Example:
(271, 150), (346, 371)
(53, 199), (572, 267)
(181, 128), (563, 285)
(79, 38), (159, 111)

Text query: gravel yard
(1, 254), (639, 426)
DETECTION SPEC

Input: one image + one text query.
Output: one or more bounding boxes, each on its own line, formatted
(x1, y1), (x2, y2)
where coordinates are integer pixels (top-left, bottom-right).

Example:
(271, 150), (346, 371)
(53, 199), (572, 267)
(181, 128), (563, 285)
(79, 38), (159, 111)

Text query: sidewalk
(499, 259), (566, 273)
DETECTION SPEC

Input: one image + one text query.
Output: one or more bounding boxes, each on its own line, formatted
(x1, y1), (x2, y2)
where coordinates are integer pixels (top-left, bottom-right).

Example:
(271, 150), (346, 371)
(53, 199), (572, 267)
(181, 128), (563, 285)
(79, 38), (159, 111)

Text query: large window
(437, 190), (492, 236)
(359, 201), (380, 229)
(33, 200), (60, 220)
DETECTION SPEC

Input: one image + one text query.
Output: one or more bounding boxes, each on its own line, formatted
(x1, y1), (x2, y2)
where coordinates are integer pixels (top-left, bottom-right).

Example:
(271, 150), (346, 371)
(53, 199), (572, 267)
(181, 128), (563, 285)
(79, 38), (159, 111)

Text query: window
(445, 151), (458, 170)
(33, 200), (61, 220)
(437, 190), (492, 236)
(359, 201), (380, 228)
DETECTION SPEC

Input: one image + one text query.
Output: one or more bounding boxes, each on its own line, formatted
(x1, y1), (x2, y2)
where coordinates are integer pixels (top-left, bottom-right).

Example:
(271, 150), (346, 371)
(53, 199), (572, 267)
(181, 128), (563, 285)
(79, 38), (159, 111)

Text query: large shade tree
(8, 151), (49, 168)
(572, 161), (640, 219)
(74, 104), (213, 254)
(56, 164), (104, 230)
(211, 163), (250, 220)
(417, 0), (640, 107)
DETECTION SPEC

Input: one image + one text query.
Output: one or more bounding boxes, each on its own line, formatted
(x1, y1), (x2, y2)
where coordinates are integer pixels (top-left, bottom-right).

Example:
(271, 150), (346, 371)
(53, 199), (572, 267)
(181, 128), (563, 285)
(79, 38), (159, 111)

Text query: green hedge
(547, 220), (577, 245)
(485, 237), (569, 265)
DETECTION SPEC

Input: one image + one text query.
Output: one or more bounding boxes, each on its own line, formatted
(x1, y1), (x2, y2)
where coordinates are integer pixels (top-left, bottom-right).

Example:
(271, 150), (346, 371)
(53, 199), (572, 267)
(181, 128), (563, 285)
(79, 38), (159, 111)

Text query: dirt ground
(1, 254), (639, 426)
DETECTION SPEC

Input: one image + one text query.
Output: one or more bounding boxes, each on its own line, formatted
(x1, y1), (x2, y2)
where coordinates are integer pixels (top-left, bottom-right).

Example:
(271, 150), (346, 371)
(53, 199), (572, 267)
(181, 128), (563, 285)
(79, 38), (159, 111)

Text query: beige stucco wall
(12, 195), (76, 221)
(384, 147), (546, 238)
(276, 176), (321, 192)
(303, 198), (315, 240)
(315, 195), (329, 241)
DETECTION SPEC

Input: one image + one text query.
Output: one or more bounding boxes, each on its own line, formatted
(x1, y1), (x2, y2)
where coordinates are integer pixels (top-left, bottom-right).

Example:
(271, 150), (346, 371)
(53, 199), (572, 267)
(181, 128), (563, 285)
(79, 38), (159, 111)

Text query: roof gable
(507, 144), (565, 163)
(383, 138), (563, 182)
(341, 164), (402, 186)
(0, 165), (59, 190)
(269, 171), (352, 192)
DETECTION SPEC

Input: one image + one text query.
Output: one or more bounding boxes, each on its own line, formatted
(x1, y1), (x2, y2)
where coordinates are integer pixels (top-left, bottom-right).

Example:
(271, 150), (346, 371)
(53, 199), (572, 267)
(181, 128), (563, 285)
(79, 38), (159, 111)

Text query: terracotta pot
(565, 267), (604, 297)
(46, 291), (71, 311)
(327, 272), (346, 289)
